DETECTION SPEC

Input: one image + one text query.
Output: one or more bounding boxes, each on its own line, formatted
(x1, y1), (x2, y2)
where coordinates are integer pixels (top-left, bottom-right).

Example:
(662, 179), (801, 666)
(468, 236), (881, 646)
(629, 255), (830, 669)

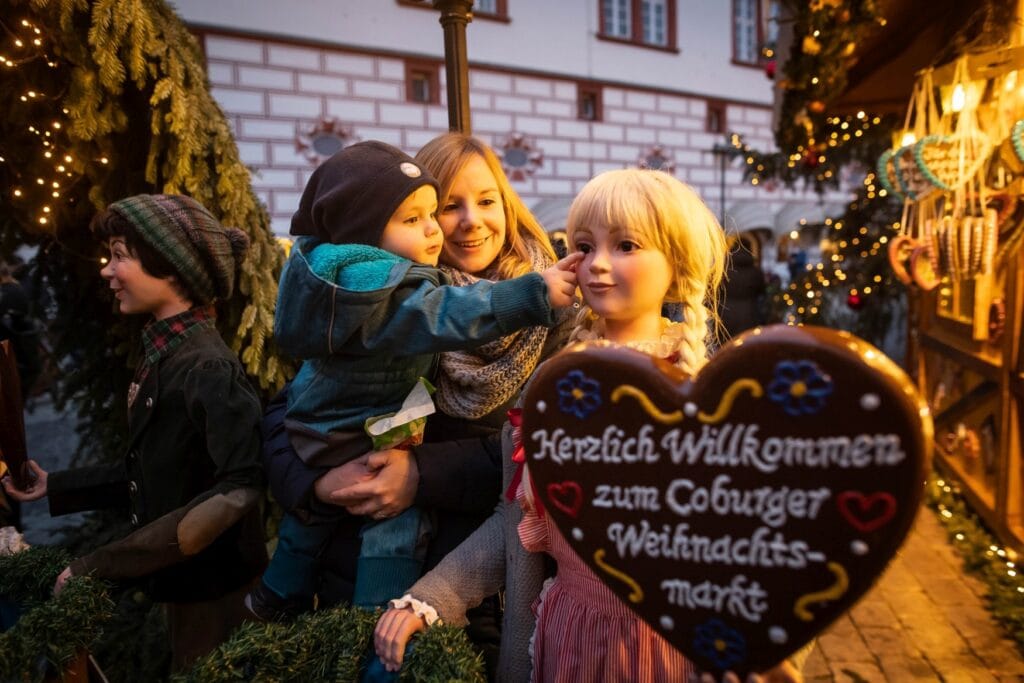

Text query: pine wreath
(178, 607), (486, 682)
(0, 546), (115, 682)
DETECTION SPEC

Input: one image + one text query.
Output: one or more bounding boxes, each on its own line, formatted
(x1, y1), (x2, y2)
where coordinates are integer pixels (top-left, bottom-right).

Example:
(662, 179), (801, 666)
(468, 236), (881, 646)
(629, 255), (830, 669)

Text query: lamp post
(433, 0), (474, 133)
(710, 141), (742, 227)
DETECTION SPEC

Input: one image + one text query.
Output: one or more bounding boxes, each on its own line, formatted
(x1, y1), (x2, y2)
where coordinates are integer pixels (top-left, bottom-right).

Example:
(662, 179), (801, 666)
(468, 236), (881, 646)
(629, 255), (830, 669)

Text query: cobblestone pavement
(804, 509), (1024, 682)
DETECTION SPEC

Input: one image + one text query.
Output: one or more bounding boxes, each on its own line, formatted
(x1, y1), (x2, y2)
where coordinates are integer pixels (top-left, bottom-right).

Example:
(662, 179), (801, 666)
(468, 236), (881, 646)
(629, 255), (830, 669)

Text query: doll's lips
(586, 283), (614, 293)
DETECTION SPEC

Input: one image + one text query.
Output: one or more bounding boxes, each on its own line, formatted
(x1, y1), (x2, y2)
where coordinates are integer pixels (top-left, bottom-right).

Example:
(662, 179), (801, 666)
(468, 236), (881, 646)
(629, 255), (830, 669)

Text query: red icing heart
(836, 491), (897, 533)
(546, 481), (583, 518)
(523, 325), (931, 676)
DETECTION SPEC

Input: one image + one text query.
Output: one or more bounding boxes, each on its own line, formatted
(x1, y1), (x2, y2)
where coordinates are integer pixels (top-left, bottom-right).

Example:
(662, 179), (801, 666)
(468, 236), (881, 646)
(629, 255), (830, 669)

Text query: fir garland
(925, 477), (1024, 651)
(0, 547), (115, 683)
(178, 607), (485, 683)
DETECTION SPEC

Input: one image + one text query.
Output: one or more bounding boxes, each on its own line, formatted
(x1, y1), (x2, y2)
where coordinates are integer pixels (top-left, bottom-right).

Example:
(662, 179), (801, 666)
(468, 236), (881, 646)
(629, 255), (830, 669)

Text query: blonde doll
(374, 170), (803, 683)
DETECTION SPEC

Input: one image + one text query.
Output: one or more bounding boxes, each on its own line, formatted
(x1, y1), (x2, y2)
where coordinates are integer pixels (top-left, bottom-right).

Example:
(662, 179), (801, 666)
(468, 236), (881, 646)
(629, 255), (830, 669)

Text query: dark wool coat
(48, 326), (266, 603)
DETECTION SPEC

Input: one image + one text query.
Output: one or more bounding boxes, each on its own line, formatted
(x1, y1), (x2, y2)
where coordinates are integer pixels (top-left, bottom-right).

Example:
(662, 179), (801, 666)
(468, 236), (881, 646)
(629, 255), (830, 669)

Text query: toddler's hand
(541, 251), (583, 309)
(374, 606), (427, 672)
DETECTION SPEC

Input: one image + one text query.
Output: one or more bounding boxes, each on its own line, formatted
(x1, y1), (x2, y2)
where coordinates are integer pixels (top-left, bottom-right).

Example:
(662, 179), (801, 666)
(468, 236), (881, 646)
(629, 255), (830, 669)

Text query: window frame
(396, 0), (510, 23)
(577, 82), (604, 122)
(597, 0), (678, 53)
(731, 0), (776, 67)
(405, 59), (441, 105)
(706, 99), (728, 134)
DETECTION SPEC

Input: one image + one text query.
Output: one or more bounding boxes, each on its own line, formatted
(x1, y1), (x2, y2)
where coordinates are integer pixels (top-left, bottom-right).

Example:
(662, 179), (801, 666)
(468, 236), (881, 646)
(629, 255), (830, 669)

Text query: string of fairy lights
(931, 478), (1024, 599)
(0, 15), (90, 233)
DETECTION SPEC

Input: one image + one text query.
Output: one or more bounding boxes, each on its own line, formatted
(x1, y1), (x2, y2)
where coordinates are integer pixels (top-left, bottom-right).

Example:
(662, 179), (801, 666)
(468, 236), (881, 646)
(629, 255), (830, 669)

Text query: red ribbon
(504, 409), (544, 516)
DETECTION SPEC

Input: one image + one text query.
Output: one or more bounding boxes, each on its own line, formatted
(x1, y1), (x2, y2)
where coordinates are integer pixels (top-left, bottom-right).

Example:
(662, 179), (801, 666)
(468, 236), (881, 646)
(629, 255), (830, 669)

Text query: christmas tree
(0, 0), (288, 463)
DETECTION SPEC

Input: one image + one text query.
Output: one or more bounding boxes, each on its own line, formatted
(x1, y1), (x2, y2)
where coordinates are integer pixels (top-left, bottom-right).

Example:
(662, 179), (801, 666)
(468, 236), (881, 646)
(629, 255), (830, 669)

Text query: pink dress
(516, 322), (698, 683)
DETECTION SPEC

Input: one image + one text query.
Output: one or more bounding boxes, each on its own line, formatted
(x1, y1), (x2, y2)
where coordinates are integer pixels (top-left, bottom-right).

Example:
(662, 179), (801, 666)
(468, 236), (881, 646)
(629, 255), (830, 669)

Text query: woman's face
(437, 155), (507, 275)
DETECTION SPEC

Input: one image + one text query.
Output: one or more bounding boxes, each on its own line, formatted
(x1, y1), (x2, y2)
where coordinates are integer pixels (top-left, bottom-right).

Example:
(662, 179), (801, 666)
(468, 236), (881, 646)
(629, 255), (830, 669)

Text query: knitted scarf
(436, 237), (554, 420)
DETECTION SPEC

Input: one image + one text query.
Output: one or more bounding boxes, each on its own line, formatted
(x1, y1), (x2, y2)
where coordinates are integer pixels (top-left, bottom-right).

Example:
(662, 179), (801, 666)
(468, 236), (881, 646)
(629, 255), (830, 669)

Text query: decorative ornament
(637, 145), (676, 174)
(988, 298), (1006, 343)
(802, 35), (822, 56)
(808, 100), (826, 115)
(295, 118), (355, 164)
(846, 292), (864, 309)
(498, 133), (544, 181)
(522, 328), (930, 677)
(803, 149), (821, 168)
(765, 60), (777, 80)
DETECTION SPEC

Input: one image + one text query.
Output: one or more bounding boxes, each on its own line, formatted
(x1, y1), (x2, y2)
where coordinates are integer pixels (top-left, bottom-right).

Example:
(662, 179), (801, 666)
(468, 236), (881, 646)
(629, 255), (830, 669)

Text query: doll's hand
(53, 566), (72, 596)
(541, 252), (583, 309)
(374, 606), (427, 672)
(1, 459), (48, 502)
(330, 448), (418, 519)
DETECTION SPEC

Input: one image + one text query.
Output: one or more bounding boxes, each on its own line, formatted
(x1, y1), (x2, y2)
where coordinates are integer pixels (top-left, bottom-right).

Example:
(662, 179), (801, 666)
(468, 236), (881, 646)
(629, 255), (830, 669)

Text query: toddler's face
(380, 185), (444, 266)
(572, 221), (671, 326)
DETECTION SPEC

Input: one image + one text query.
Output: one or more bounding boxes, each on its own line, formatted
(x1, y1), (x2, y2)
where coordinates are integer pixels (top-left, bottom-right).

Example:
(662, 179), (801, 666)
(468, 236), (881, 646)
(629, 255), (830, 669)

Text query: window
(397, 0), (508, 22)
(733, 0), (779, 65)
(599, 0), (676, 51)
(706, 100), (727, 134)
(578, 83), (603, 121)
(472, 0), (507, 17)
(405, 60), (440, 105)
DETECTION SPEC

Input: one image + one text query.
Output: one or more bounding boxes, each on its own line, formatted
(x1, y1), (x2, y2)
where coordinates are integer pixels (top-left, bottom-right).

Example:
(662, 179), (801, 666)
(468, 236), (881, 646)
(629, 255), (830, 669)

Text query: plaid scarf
(435, 237), (556, 420)
(128, 305), (216, 410)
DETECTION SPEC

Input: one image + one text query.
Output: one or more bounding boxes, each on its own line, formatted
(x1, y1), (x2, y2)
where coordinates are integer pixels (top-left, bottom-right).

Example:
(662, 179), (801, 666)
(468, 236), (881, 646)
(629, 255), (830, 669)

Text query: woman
(262, 133), (572, 670)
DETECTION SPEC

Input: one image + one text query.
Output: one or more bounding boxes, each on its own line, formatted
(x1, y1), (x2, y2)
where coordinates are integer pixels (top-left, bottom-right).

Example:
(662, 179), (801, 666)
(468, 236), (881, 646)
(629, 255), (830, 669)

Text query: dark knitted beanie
(108, 194), (250, 304)
(290, 141), (440, 245)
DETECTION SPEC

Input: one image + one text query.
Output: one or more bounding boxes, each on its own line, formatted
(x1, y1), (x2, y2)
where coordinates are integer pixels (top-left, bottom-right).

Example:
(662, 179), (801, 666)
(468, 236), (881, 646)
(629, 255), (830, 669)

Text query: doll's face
(100, 238), (190, 320)
(379, 185), (444, 266)
(573, 221), (672, 327)
(436, 154), (507, 275)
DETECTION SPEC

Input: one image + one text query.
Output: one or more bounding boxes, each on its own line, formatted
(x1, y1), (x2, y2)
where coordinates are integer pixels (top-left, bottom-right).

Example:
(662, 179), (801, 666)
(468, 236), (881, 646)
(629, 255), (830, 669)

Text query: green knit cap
(108, 194), (249, 304)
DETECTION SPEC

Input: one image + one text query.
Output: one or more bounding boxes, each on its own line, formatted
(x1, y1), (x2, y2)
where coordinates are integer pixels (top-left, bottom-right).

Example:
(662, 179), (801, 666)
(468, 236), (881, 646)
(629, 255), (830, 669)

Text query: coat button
(126, 450), (138, 464)
(128, 481), (138, 495)
(145, 397), (153, 409)
(130, 513), (139, 527)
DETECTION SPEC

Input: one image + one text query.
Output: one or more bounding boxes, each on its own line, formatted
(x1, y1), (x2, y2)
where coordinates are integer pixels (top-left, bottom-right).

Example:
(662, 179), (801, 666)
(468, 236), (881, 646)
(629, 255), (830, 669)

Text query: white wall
(170, 0), (775, 104)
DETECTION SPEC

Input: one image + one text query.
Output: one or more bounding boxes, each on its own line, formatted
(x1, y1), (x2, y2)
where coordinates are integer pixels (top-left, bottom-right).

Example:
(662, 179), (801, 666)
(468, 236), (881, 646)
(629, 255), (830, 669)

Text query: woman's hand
(374, 606), (427, 672)
(1, 459), (49, 502)
(542, 252), (583, 309)
(53, 566), (72, 596)
(329, 448), (419, 519)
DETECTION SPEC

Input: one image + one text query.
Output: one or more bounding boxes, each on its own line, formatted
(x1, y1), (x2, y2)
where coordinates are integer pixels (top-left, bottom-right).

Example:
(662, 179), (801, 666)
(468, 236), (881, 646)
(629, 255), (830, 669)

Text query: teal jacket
(276, 238), (553, 464)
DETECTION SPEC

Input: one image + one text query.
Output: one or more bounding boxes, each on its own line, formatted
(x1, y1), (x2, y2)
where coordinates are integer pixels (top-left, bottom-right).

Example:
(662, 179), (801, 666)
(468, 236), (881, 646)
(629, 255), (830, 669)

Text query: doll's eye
(619, 240), (640, 252)
(576, 243), (593, 254)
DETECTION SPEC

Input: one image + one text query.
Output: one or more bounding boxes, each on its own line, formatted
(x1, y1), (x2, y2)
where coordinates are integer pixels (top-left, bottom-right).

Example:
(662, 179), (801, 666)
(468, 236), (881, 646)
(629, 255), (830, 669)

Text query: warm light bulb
(951, 84), (967, 112)
(900, 132), (916, 146)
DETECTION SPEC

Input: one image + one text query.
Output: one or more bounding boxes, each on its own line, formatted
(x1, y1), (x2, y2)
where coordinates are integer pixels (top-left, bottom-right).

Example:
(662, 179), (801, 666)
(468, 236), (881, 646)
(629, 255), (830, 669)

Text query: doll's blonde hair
(566, 169), (727, 374)
(416, 133), (555, 278)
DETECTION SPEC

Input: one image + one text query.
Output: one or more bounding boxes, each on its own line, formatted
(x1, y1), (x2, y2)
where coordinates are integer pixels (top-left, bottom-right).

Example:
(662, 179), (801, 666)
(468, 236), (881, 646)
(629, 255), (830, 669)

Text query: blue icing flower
(693, 618), (747, 670)
(767, 359), (833, 417)
(556, 369), (602, 419)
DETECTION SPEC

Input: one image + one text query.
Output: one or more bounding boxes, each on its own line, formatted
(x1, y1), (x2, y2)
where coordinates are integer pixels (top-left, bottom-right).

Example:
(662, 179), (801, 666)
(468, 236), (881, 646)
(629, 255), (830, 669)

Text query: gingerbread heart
(522, 325), (932, 676)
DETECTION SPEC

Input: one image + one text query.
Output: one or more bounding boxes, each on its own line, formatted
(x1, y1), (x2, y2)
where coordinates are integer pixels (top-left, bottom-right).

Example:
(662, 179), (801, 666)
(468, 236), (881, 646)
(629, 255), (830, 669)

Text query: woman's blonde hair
(567, 169), (727, 372)
(416, 133), (555, 279)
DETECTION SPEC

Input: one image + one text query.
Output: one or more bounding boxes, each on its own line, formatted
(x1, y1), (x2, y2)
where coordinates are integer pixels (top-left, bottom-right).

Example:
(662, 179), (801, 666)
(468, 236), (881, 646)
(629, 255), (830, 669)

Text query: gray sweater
(407, 419), (543, 682)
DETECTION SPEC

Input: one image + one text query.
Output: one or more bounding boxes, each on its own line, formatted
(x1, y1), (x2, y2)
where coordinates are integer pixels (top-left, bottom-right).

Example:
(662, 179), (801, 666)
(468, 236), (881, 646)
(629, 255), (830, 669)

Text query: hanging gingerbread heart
(522, 325), (932, 677)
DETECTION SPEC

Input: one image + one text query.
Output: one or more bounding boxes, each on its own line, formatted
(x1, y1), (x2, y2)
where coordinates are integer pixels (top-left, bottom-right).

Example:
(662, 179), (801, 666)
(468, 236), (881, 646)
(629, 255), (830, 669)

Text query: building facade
(172, 0), (848, 276)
